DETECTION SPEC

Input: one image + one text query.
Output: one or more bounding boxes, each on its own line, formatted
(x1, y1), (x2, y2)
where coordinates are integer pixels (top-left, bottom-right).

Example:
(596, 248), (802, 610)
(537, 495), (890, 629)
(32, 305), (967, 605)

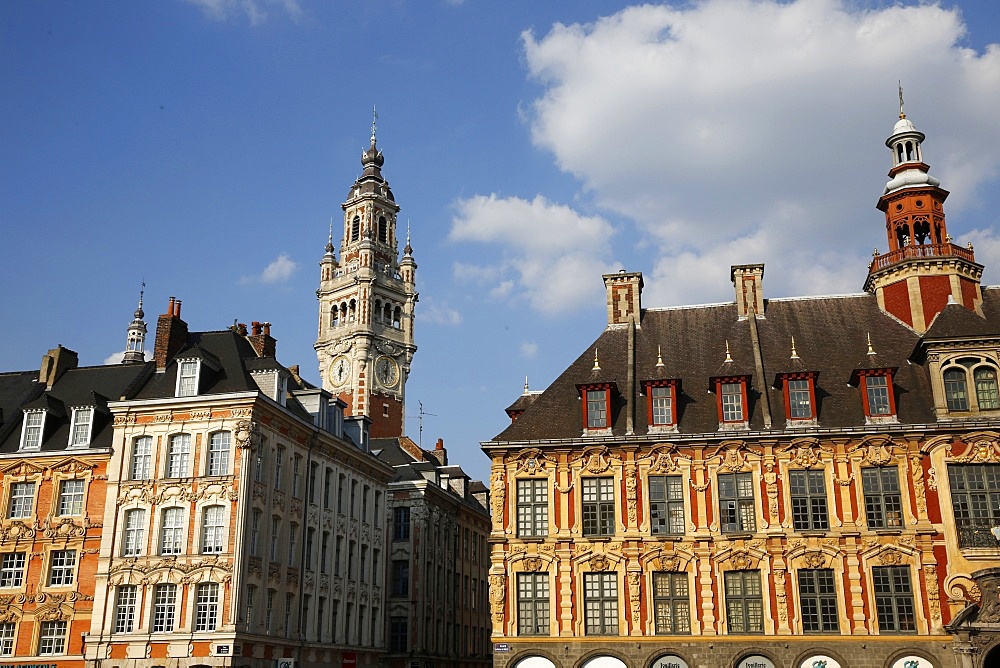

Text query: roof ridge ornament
(867, 332), (876, 356)
(523, 376), (530, 395)
(371, 104), (378, 147)
(656, 345), (665, 368)
(790, 336), (799, 360)
(592, 348), (601, 372)
(724, 340), (733, 364)
(898, 80), (906, 120)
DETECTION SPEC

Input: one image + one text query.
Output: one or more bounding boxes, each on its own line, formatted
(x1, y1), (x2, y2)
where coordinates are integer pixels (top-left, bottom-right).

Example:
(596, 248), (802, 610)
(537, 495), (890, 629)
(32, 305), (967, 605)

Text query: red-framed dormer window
(643, 379), (680, 428)
(858, 369), (896, 417)
(778, 372), (818, 421)
(577, 383), (616, 432)
(711, 376), (750, 424)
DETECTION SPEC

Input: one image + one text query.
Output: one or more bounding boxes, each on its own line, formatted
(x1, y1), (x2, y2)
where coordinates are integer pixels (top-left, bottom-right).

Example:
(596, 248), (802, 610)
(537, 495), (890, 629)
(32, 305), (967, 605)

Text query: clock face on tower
(329, 355), (352, 387)
(375, 355), (400, 388)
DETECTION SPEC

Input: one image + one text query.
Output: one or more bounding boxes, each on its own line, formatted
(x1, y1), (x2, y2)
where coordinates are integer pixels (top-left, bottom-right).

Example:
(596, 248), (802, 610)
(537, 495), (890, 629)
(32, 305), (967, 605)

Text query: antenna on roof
(418, 401), (436, 449)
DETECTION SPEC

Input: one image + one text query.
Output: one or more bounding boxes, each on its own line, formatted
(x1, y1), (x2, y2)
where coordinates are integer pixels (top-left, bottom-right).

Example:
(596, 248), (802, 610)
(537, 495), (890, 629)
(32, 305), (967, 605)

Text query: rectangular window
(121, 509), (146, 557)
(254, 447), (265, 483)
(789, 469), (828, 531)
(335, 536), (343, 575)
(288, 523), (298, 566)
(583, 572), (618, 635)
(719, 472), (756, 533)
(207, 432), (230, 476)
(650, 385), (675, 426)
(582, 477), (615, 536)
(270, 516), (280, 561)
(152, 583), (177, 632)
(586, 389), (609, 429)
(265, 589), (275, 632)
(862, 467), (903, 529)
(274, 448), (284, 489)
(393, 506), (411, 541)
(166, 434), (191, 478)
(20, 411), (45, 450)
(653, 572), (690, 634)
(786, 378), (814, 419)
(292, 455), (301, 497)
(721, 382), (745, 422)
(284, 593), (293, 636)
(391, 560), (409, 597)
(323, 469), (332, 509)
(0, 553), (26, 588)
(177, 359), (199, 397)
(131, 436), (152, 480)
(864, 374), (893, 416)
(69, 407), (93, 446)
(873, 566), (916, 633)
(38, 621), (66, 655)
(517, 573), (549, 635)
(195, 582), (220, 631)
(201, 505), (225, 554)
(48, 550), (76, 586)
(799, 569), (839, 633)
(516, 479), (548, 537)
(8, 482), (35, 518)
(948, 463), (1000, 548)
(649, 475), (684, 535)
(114, 585), (138, 633)
(250, 509), (261, 556)
(160, 507), (184, 555)
(310, 463), (319, 505)
(0, 622), (14, 655)
(724, 570), (764, 634)
(321, 532), (329, 574)
(390, 616), (408, 652)
(58, 479), (85, 516)
(374, 490), (382, 528)
(306, 528), (316, 571)
(246, 584), (256, 628)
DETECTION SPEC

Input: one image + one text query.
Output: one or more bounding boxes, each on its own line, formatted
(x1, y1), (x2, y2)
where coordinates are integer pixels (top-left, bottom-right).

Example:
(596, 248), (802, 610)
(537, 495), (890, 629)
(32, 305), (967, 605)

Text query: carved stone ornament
(625, 462), (638, 525)
(954, 439), (1000, 464)
(719, 446), (749, 472)
(489, 574), (506, 625)
(235, 420), (257, 449)
(788, 444), (821, 468)
(490, 468), (506, 531)
(113, 414), (137, 426)
(858, 441), (895, 466)
(650, 448), (681, 473)
(581, 447), (613, 474)
(657, 554), (681, 572)
(0, 460), (45, 477)
(514, 449), (550, 475)
(878, 549), (903, 566)
(0, 521), (36, 541)
(231, 407), (253, 418)
(773, 569), (788, 624)
(154, 412), (173, 423)
(730, 551), (754, 570)
(803, 551), (827, 569)
(189, 409), (212, 421)
(50, 457), (96, 475)
(523, 557), (544, 573)
(590, 554), (610, 572)
(42, 517), (87, 539)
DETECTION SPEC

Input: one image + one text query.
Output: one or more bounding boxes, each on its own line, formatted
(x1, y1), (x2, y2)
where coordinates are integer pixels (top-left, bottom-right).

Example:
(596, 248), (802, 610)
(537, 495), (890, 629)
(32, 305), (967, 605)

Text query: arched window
(330, 305), (339, 328)
(122, 508), (146, 557)
(975, 367), (1000, 410)
(201, 505), (226, 554)
(351, 216), (360, 242)
(393, 307), (401, 329)
(349, 300), (357, 324)
(944, 368), (969, 411)
(373, 300), (382, 324)
(378, 216), (388, 243)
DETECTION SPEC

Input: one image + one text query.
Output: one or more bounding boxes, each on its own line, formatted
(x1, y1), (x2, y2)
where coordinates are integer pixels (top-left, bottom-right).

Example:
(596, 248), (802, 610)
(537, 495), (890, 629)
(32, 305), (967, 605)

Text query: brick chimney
(39, 345), (78, 389)
(154, 297), (189, 371)
(426, 438), (448, 466)
(247, 321), (277, 358)
(731, 264), (765, 318)
(602, 270), (643, 326)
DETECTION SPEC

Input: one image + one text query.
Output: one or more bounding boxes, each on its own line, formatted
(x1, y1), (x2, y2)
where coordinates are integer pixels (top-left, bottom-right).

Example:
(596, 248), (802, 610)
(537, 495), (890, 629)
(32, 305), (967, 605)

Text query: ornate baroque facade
(483, 108), (1000, 668)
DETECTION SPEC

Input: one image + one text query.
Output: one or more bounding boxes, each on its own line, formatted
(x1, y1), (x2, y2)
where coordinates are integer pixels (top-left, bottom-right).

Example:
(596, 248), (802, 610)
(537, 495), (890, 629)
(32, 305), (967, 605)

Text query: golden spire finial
(867, 332), (876, 356)
(790, 336), (799, 360)
(523, 376), (530, 395)
(898, 81), (906, 119)
(724, 340), (733, 364)
(592, 348), (601, 372)
(656, 345), (665, 368)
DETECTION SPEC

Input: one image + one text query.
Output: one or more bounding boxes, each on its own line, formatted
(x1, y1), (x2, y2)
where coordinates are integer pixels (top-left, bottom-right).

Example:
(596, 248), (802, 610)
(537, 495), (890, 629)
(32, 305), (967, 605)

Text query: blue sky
(3, 0), (1000, 484)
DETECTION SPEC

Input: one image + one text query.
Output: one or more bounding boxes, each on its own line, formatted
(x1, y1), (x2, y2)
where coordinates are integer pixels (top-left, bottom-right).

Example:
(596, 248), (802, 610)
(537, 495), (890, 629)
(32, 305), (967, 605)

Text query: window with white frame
(0, 553), (26, 588)
(648, 383), (677, 427)
(265, 589), (276, 632)
(152, 583), (177, 632)
(586, 389), (609, 429)
(176, 359), (199, 397)
(207, 432), (230, 476)
(130, 436), (152, 480)
(270, 516), (281, 561)
(48, 549), (76, 586)
(195, 582), (220, 631)
(274, 447), (284, 489)
(160, 507), (184, 555)
(69, 407), (94, 446)
(57, 479), (85, 516)
(649, 475), (685, 535)
(246, 584), (256, 628)
(122, 509), (146, 557)
(250, 509), (262, 556)
(288, 523), (298, 566)
(114, 585), (138, 633)
(0, 621), (14, 655)
(858, 370), (895, 417)
(7, 482), (35, 519)
(20, 411), (45, 450)
(516, 479), (548, 538)
(166, 434), (191, 478)
(201, 505), (226, 554)
(517, 572), (549, 635)
(653, 571), (690, 634)
(583, 572), (618, 635)
(724, 570), (764, 633)
(292, 455), (302, 497)
(37, 620), (66, 655)
(720, 382), (745, 422)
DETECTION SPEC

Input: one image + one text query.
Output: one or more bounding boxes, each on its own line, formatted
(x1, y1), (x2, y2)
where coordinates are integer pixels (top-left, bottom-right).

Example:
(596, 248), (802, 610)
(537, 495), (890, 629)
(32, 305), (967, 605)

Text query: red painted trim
(642, 379), (680, 426)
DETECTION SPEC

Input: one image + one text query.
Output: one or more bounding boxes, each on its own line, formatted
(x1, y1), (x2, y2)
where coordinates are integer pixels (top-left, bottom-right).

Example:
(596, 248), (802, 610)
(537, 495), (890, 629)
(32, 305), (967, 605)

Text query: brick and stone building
(482, 105), (1000, 668)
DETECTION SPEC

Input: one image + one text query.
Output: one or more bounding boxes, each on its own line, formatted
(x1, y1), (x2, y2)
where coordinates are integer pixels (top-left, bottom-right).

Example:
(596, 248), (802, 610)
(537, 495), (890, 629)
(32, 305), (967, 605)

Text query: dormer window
(577, 383), (616, 435)
(857, 370), (896, 419)
(643, 380), (679, 432)
(777, 373), (818, 424)
(941, 357), (1000, 414)
(68, 407), (94, 447)
(20, 411), (46, 451)
(711, 376), (750, 429)
(176, 359), (200, 397)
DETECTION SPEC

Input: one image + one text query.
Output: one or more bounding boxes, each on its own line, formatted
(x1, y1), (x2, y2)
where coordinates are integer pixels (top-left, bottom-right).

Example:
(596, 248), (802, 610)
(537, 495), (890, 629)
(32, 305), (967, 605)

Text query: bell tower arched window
(378, 216), (388, 243)
(351, 216), (360, 243)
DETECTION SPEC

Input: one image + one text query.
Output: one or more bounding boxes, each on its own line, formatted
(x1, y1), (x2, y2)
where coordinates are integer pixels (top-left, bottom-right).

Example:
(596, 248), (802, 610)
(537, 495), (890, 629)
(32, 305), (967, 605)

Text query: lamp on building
(990, 526), (1000, 541)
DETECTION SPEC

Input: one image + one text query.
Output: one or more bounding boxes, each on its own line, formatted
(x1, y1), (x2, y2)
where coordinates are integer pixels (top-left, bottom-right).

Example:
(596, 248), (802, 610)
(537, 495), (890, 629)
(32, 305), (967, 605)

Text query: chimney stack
(426, 438), (448, 466)
(602, 270), (643, 326)
(39, 345), (78, 389)
(247, 321), (277, 358)
(731, 264), (765, 318)
(154, 296), (189, 371)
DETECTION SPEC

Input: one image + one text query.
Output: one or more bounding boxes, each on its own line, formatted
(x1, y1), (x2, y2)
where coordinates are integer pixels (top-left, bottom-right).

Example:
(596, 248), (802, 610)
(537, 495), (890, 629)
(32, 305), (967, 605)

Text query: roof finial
(656, 345), (665, 368)
(867, 332), (877, 356)
(523, 376), (530, 395)
(592, 348), (601, 372)
(898, 81), (906, 119)
(724, 340), (733, 363)
(790, 336), (799, 360)
(371, 104), (378, 147)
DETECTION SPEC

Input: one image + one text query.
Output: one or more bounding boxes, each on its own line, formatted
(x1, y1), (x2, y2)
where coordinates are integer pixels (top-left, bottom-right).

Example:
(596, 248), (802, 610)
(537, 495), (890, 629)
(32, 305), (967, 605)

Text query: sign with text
(652, 655), (689, 668)
(494, 643), (511, 653)
(737, 657), (775, 668)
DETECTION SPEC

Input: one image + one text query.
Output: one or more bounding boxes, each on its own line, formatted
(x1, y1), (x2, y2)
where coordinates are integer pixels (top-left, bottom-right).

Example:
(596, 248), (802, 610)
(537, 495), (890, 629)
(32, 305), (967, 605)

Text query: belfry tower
(864, 91), (983, 333)
(315, 113), (418, 438)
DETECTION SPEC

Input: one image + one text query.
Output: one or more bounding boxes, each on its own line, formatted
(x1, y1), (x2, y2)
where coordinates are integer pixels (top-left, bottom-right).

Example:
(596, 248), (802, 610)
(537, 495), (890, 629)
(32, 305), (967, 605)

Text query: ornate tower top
(122, 283), (148, 365)
(864, 96), (982, 332)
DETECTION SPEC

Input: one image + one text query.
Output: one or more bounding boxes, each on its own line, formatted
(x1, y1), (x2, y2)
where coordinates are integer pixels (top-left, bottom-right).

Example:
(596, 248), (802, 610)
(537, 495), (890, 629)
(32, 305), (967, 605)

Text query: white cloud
(184, 0), (303, 25)
(418, 298), (463, 326)
(520, 341), (539, 359)
(513, 0), (1000, 307)
(449, 194), (620, 312)
(241, 253), (297, 285)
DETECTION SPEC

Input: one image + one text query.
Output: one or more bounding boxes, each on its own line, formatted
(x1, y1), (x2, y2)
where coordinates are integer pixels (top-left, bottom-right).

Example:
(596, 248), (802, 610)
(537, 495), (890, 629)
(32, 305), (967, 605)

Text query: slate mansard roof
(490, 285), (1000, 444)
